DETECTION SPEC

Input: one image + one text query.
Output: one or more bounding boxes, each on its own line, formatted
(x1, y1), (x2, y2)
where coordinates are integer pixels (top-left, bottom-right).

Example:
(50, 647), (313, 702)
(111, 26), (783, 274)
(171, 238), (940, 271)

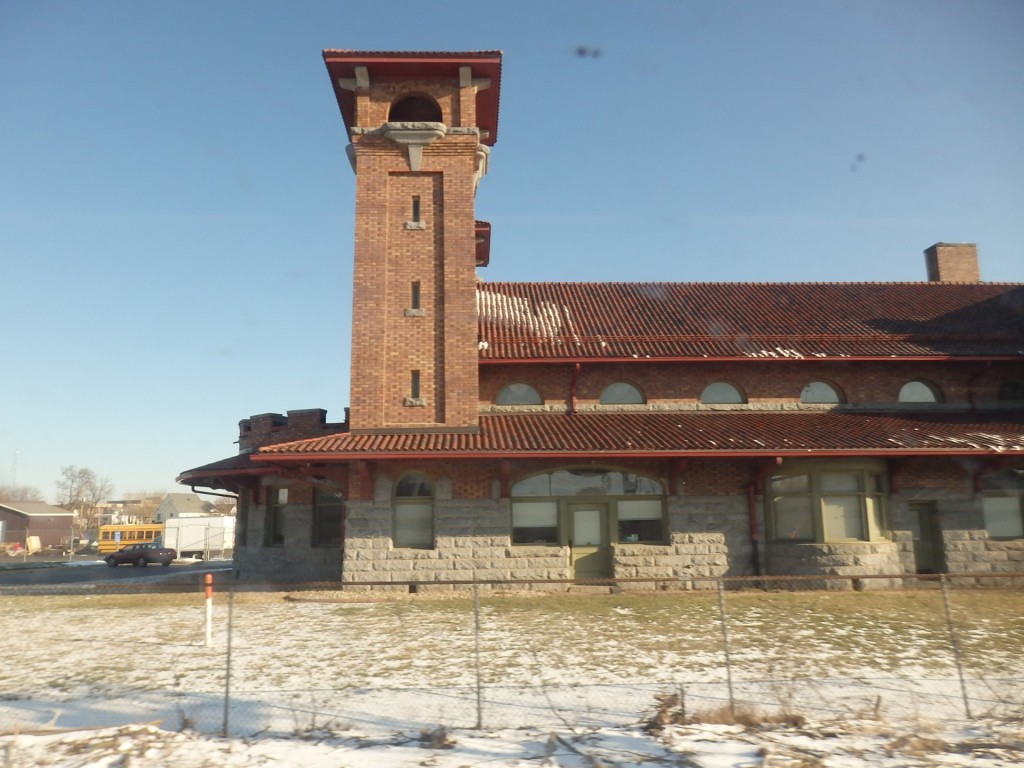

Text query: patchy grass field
(1, 586), (1022, 736)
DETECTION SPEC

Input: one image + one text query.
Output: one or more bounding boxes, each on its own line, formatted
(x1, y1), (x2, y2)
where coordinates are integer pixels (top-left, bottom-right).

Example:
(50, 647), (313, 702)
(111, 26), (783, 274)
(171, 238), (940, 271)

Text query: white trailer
(162, 515), (235, 560)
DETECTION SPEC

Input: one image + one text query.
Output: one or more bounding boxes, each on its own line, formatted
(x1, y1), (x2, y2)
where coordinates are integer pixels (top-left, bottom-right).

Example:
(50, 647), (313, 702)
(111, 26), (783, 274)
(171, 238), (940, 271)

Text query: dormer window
(496, 383), (542, 406)
(600, 382), (645, 405)
(999, 381), (1024, 401)
(800, 381), (843, 404)
(700, 382), (745, 404)
(899, 380), (943, 403)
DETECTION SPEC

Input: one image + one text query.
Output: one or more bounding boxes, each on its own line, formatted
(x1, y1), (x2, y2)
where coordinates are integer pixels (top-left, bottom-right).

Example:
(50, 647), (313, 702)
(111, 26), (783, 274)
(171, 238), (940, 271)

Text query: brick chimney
(924, 242), (980, 282)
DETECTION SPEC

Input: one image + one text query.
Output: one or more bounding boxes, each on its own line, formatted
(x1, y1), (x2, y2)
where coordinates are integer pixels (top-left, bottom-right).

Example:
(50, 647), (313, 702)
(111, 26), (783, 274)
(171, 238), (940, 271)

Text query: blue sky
(2, 1), (1022, 503)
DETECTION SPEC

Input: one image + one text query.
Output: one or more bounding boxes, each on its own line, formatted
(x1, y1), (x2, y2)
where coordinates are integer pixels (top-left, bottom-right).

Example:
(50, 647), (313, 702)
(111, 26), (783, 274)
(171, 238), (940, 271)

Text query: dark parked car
(105, 542), (177, 568)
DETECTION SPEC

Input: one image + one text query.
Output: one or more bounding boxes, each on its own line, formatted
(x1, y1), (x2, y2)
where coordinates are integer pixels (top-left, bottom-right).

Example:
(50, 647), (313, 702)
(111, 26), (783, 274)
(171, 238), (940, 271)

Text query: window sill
(771, 538), (891, 545)
(511, 542), (560, 547)
(615, 540), (669, 546)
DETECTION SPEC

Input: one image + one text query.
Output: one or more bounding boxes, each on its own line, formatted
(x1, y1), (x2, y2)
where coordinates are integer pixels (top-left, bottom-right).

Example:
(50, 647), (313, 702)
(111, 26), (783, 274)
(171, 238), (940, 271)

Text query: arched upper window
(496, 383), (542, 405)
(898, 380), (943, 403)
(600, 382), (645, 405)
(700, 382), (745, 404)
(512, 469), (664, 497)
(800, 381), (843, 404)
(389, 95), (442, 123)
(393, 472), (433, 549)
(998, 381), (1024, 401)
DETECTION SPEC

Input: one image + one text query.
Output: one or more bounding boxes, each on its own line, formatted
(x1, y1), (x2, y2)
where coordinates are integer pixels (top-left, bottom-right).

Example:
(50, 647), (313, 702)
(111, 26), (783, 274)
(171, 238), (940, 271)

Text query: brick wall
(479, 360), (1024, 408)
(348, 77), (484, 433)
(238, 409), (346, 453)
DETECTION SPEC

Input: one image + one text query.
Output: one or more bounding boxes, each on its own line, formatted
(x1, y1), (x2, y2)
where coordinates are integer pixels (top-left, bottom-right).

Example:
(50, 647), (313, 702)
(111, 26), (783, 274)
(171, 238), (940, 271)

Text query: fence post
(222, 577), (235, 736)
(716, 578), (737, 718)
(939, 574), (973, 718)
(473, 581), (483, 729)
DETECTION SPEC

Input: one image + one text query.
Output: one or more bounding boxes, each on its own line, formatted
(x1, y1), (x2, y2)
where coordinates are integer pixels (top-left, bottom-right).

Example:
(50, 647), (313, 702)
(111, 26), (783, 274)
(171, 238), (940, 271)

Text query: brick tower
(323, 50), (501, 434)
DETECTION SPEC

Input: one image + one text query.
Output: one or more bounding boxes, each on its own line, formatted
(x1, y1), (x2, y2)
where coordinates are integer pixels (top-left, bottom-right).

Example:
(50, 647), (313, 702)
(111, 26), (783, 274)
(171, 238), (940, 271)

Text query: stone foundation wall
(230, 486), (1021, 586)
(233, 502), (343, 582)
(892, 529), (916, 574)
(341, 494), (761, 590)
(889, 491), (1024, 579)
(612, 495), (755, 588)
(341, 498), (572, 592)
(943, 529), (1024, 574)
(766, 540), (903, 589)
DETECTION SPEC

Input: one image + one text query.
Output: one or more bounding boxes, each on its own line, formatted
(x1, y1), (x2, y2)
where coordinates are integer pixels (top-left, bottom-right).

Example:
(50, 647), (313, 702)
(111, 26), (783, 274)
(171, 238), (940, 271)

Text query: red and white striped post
(204, 573), (214, 647)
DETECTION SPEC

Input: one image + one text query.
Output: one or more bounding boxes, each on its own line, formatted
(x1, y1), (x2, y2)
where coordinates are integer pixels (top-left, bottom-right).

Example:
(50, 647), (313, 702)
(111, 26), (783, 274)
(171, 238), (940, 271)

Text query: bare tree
(56, 466), (92, 510)
(56, 466), (114, 532)
(0, 484), (44, 503)
(211, 498), (238, 516)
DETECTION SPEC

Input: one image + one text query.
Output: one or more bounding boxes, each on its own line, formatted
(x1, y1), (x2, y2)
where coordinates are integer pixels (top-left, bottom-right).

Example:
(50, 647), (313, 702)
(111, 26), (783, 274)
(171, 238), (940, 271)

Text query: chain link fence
(1, 573), (1021, 737)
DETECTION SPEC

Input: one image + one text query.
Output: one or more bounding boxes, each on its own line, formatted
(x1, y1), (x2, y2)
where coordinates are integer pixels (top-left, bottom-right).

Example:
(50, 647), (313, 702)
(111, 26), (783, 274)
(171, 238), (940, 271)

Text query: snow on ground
(1, 577), (1023, 766)
(2, 716), (1023, 767)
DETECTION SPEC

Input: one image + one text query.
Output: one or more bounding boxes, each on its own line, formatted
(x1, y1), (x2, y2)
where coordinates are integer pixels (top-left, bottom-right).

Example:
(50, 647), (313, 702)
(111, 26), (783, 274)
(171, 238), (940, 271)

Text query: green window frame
(510, 468), (666, 545)
(617, 499), (665, 543)
(393, 472), (433, 549)
(982, 469), (1024, 539)
(264, 486), (287, 547)
(511, 501), (558, 544)
(312, 489), (344, 548)
(769, 463), (889, 543)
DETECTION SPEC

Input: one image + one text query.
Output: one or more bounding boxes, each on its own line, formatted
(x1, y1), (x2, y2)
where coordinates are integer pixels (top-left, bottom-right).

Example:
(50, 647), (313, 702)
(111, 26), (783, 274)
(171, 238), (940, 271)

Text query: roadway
(0, 556), (230, 587)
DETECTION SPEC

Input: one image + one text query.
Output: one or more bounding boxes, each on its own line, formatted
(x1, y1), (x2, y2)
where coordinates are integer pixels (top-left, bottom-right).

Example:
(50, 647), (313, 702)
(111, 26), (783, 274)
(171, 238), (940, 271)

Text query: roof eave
(252, 447), (1022, 463)
(479, 354), (1024, 365)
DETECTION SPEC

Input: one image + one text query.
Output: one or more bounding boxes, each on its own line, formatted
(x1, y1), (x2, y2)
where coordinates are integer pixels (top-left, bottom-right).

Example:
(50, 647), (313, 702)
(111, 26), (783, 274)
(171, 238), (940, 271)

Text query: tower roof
(323, 49), (503, 145)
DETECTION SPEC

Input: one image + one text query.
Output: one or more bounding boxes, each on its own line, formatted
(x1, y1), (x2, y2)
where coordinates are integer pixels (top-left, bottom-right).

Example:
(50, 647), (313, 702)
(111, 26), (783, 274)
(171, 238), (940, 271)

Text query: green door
(569, 503), (611, 580)
(909, 501), (946, 574)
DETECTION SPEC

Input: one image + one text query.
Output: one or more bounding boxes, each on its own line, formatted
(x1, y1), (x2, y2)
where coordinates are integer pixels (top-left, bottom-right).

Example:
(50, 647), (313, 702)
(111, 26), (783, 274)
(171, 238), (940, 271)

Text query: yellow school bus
(97, 524), (164, 554)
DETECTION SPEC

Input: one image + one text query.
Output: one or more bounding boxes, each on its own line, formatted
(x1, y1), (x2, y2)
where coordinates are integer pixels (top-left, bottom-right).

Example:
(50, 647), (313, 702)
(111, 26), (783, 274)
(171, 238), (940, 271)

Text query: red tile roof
(253, 411), (1024, 461)
(477, 282), (1024, 360)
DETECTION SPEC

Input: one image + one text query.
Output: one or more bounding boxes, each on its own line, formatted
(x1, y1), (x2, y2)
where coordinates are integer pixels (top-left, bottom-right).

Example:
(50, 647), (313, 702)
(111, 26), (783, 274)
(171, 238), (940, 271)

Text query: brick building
(178, 50), (1024, 587)
(0, 502), (75, 551)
